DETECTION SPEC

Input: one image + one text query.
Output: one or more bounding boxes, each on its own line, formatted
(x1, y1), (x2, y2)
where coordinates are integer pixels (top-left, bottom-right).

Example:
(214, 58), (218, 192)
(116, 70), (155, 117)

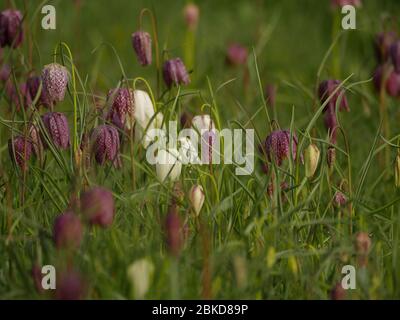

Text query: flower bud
(390, 41), (400, 73)
(106, 87), (134, 130)
(80, 187), (115, 227)
(191, 114), (215, 132)
(226, 43), (248, 66)
(327, 147), (336, 169)
(165, 208), (183, 257)
(163, 58), (190, 88)
(131, 31), (152, 66)
(127, 258), (154, 299)
(91, 125), (121, 167)
(53, 211), (83, 250)
(133, 89), (154, 129)
(304, 143), (320, 178)
(28, 123), (44, 160)
(263, 130), (300, 166)
(374, 31), (397, 62)
(333, 191), (347, 207)
(8, 136), (32, 170)
(41, 112), (70, 149)
(41, 63), (69, 106)
(189, 185), (205, 216)
(55, 270), (86, 300)
(395, 154), (400, 187)
(183, 3), (199, 31)
(156, 148), (182, 182)
(0, 9), (23, 48)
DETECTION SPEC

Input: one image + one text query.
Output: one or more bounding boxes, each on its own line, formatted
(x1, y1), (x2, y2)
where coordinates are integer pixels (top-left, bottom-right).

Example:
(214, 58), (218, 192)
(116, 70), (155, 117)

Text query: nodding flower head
(0, 9), (23, 48)
(165, 207), (183, 257)
(80, 187), (115, 227)
(263, 130), (300, 166)
(226, 43), (248, 66)
(183, 3), (200, 30)
(41, 112), (70, 150)
(8, 136), (32, 170)
(106, 87), (134, 130)
(41, 63), (69, 106)
(26, 74), (50, 108)
(373, 65), (400, 97)
(55, 270), (86, 300)
(131, 31), (152, 66)
(390, 41), (400, 73)
(28, 123), (43, 158)
(318, 80), (349, 113)
(163, 58), (190, 88)
(375, 31), (397, 63)
(91, 124), (121, 167)
(53, 211), (83, 250)
(333, 191), (347, 207)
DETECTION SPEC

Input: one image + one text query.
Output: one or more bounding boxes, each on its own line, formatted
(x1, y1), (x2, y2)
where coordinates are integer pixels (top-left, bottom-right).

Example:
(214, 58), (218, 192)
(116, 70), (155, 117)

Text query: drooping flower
(28, 123), (43, 159)
(80, 187), (115, 227)
(165, 207), (183, 257)
(106, 87), (134, 130)
(163, 58), (190, 88)
(41, 112), (70, 149)
(373, 65), (400, 97)
(263, 130), (300, 166)
(333, 191), (347, 207)
(304, 143), (320, 178)
(91, 125), (121, 167)
(183, 3), (200, 31)
(191, 114), (215, 132)
(41, 63), (69, 106)
(374, 31), (397, 63)
(133, 89), (154, 129)
(226, 43), (248, 66)
(127, 258), (154, 299)
(0, 9), (23, 48)
(8, 135), (32, 169)
(156, 148), (182, 182)
(53, 211), (83, 250)
(26, 74), (50, 107)
(55, 270), (86, 300)
(131, 31), (152, 66)
(318, 79), (349, 113)
(189, 184), (205, 216)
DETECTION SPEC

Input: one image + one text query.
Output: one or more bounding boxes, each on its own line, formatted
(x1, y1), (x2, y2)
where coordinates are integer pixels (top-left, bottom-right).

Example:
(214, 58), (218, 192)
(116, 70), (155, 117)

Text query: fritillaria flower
(131, 31), (152, 66)
(318, 80), (349, 113)
(41, 112), (70, 149)
(165, 207), (183, 257)
(127, 258), (154, 299)
(106, 87), (134, 130)
(373, 65), (400, 97)
(355, 232), (371, 267)
(331, 0), (361, 8)
(156, 148), (182, 182)
(28, 123), (43, 159)
(189, 185), (205, 216)
(390, 41), (400, 73)
(0, 9), (23, 48)
(183, 3), (200, 31)
(263, 130), (300, 166)
(375, 31), (397, 63)
(333, 191), (347, 207)
(8, 135), (32, 169)
(55, 270), (86, 300)
(304, 143), (320, 178)
(41, 63), (69, 107)
(226, 43), (248, 66)
(26, 74), (50, 107)
(53, 211), (83, 250)
(91, 124), (121, 167)
(0, 63), (10, 82)
(330, 282), (346, 300)
(180, 110), (193, 129)
(163, 58), (190, 88)
(80, 187), (115, 227)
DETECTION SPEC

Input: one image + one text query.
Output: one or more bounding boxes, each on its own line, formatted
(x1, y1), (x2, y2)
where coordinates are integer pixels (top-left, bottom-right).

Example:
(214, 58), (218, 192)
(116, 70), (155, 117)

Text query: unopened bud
(189, 184), (205, 216)
(305, 143), (320, 178)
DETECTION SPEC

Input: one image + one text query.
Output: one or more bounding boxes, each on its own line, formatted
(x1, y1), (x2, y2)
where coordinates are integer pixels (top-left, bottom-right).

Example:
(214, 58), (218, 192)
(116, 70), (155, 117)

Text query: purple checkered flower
(263, 130), (300, 166)
(91, 124), (121, 167)
(80, 187), (115, 227)
(163, 58), (190, 88)
(318, 79), (349, 113)
(41, 112), (70, 149)
(53, 211), (83, 250)
(41, 63), (69, 107)
(132, 31), (152, 66)
(8, 135), (32, 169)
(106, 87), (134, 129)
(374, 31), (397, 63)
(0, 9), (23, 48)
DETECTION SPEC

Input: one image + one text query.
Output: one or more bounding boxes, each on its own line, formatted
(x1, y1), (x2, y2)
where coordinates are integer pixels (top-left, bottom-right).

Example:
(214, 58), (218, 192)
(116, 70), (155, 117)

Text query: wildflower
(333, 191), (347, 207)
(330, 282), (346, 300)
(191, 114), (215, 132)
(156, 148), (182, 182)
(163, 58), (190, 88)
(189, 185), (205, 216)
(8, 135), (32, 169)
(0, 63), (10, 82)
(55, 270), (86, 300)
(28, 123), (43, 159)
(165, 207), (183, 257)
(390, 40), (400, 73)
(263, 130), (300, 166)
(91, 125), (121, 167)
(355, 232), (371, 267)
(41, 112), (70, 149)
(327, 147), (336, 169)
(133, 89), (154, 129)
(180, 110), (193, 129)
(26, 74), (50, 107)
(0, 9), (23, 48)
(226, 43), (248, 66)
(131, 31), (152, 66)
(80, 187), (115, 227)
(373, 65), (400, 97)
(53, 211), (83, 250)
(304, 143), (320, 178)
(41, 63), (69, 107)
(331, 0), (361, 8)
(106, 87), (134, 130)
(374, 31), (397, 63)
(183, 3), (199, 31)
(318, 79), (349, 113)
(127, 258), (154, 299)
